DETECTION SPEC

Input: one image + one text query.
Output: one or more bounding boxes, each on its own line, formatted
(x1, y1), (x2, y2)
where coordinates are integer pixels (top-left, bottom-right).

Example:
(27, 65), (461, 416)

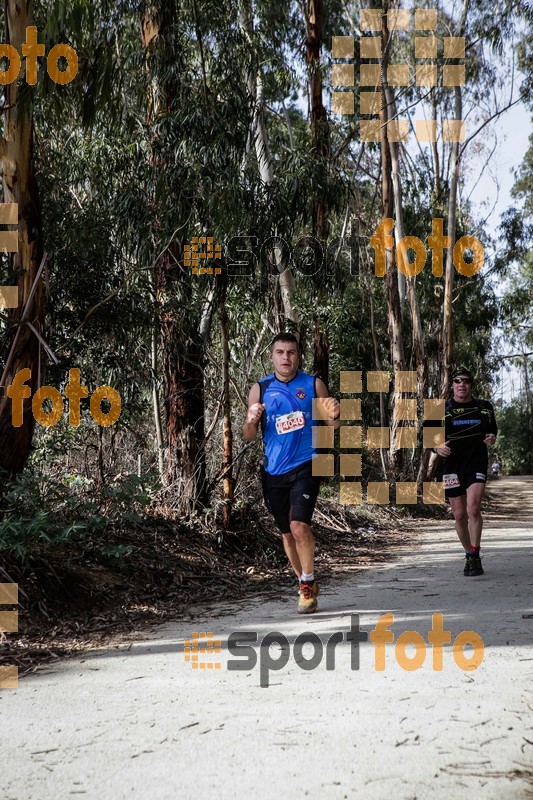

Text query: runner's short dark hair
(270, 332), (300, 351)
(451, 366), (474, 381)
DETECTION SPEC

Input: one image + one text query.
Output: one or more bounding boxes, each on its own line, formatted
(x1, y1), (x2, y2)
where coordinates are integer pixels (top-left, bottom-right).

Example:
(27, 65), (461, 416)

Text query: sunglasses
(453, 377), (471, 384)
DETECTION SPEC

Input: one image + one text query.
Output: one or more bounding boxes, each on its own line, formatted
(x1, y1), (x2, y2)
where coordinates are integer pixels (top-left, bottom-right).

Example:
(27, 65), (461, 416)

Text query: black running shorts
(261, 460), (321, 533)
(443, 463), (487, 498)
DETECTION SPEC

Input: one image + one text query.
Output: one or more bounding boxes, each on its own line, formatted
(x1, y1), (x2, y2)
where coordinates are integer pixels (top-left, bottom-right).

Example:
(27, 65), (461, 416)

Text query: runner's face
(452, 376), (473, 402)
(270, 343), (299, 380)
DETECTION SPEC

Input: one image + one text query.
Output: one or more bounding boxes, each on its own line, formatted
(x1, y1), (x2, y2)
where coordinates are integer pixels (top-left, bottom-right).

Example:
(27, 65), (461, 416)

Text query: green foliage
(102, 474), (151, 525)
(512, 129), (533, 216)
(1, 0), (530, 532)
(0, 470), (103, 559)
(494, 398), (533, 474)
(0, 470), (152, 560)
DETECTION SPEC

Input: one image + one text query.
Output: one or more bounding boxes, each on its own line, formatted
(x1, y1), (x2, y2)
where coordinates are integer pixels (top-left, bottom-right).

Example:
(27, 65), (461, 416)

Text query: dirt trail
(1, 476), (532, 799)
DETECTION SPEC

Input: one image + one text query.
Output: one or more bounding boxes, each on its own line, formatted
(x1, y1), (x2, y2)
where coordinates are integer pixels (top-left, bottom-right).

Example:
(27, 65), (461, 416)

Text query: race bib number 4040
(275, 411), (305, 435)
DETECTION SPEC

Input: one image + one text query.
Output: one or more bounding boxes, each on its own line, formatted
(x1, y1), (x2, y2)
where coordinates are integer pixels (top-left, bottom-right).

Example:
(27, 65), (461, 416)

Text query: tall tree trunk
(143, 5), (207, 512)
(383, 86), (406, 311)
(431, 93), (442, 201)
(523, 358), (531, 421)
(440, 87), (462, 397)
(312, 318), (329, 386)
(366, 267), (389, 481)
(256, 74), (299, 328)
(306, 0), (330, 383)
(307, 0), (328, 241)
(160, 301), (207, 512)
(151, 324), (165, 479)
(219, 288), (234, 529)
(440, 0), (469, 397)
(381, 3), (405, 475)
(383, 84), (428, 480)
(0, 0), (45, 476)
(238, 1), (299, 328)
(149, 247), (165, 479)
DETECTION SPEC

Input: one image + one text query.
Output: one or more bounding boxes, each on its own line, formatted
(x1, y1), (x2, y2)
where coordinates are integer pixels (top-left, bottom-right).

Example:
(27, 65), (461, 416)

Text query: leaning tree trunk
(151, 322), (165, 479)
(219, 287), (234, 529)
(0, 0), (45, 476)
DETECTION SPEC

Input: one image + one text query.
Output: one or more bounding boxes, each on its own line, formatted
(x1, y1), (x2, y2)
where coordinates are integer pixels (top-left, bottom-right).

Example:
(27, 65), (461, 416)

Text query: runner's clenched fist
(320, 396), (340, 420)
(246, 402), (266, 426)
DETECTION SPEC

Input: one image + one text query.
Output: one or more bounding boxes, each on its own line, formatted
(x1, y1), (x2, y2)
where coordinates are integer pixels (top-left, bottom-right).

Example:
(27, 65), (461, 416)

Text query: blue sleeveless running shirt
(259, 371), (316, 475)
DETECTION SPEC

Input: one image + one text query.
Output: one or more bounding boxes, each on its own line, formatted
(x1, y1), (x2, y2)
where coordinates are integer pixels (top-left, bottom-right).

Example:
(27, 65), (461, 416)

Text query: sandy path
(1, 476), (532, 799)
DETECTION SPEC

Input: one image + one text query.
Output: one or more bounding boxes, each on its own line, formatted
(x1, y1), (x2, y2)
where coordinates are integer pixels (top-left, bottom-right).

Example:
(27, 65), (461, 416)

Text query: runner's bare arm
(315, 378), (341, 428)
(242, 383), (265, 441)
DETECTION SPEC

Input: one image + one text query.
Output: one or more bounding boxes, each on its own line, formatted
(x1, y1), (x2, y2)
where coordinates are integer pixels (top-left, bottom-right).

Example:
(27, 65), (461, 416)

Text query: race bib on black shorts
(443, 473), (461, 489)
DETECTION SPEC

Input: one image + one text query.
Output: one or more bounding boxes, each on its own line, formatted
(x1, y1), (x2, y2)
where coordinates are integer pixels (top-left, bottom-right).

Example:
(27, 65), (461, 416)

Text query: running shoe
(297, 581), (319, 614)
(464, 553), (484, 577)
(297, 581), (320, 596)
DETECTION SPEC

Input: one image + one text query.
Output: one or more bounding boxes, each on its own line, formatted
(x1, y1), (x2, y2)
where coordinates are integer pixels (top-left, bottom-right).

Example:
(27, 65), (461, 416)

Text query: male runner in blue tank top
(434, 367), (497, 577)
(242, 332), (340, 613)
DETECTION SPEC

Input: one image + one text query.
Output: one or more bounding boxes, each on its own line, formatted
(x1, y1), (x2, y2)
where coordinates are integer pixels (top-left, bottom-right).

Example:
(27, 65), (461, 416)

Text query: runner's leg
(261, 468), (297, 576)
(282, 532), (302, 578)
(288, 463), (320, 576)
(466, 481), (486, 548)
(291, 520), (318, 613)
(289, 521), (315, 575)
(448, 495), (471, 550)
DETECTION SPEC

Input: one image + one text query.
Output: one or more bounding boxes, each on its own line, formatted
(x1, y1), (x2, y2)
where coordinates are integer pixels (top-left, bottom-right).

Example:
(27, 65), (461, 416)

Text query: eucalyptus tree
(0, 0), (46, 476)
(18, 0), (262, 512)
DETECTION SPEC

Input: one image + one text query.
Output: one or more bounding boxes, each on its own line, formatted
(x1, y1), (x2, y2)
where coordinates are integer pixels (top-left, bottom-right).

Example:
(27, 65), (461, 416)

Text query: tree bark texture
(219, 289), (234, 529)
(306, 0), (330, 384)
(0, 0), (45, 476)
(440, 0), (469, 397)
(380, 3), (405, 475)
(143, 5), (207, 512)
